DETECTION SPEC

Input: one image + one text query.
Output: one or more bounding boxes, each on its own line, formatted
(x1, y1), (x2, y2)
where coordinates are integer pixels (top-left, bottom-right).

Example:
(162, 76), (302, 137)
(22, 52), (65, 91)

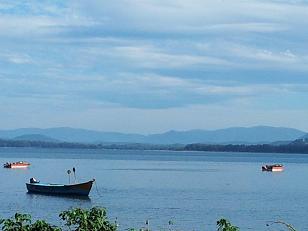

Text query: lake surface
(1, 148), (308, 230)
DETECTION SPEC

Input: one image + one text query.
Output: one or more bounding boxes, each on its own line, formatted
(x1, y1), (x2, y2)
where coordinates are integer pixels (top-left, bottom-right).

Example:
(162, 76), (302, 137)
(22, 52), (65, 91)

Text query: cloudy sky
(0, 0), (308, 133)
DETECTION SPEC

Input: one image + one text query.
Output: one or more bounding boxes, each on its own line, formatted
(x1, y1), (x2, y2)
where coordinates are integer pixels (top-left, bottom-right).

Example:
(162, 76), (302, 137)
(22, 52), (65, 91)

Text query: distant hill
(291, 137), (308, 145)
(145, 126), (305, 144)
(0, 126), (305, 144)
(270, 140), (292, 146)
(13, 134), (59, 142)
(0, 127), (144, 143)
(290, 133), (308, 145)
(301, 134), (308, 139)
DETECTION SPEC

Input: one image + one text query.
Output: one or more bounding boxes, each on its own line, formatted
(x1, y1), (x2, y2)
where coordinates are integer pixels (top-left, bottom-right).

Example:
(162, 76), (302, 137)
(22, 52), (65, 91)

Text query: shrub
(217, 218), (239, 231)
(59, 207), (117, 231)
(0, 213), (60, 231)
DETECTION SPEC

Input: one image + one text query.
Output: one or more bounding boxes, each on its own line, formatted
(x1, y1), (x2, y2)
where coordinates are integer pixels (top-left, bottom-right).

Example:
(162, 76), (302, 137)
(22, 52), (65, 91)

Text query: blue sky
(0, 0), (308, 133)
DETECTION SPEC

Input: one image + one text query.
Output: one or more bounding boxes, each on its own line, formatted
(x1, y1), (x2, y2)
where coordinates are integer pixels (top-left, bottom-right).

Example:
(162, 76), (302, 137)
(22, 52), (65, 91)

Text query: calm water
(1, 148), (308, 230)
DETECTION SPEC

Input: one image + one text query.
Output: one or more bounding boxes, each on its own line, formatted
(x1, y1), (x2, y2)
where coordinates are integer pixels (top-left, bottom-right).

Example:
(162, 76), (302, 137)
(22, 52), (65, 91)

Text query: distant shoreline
(1, 138), (308, 154)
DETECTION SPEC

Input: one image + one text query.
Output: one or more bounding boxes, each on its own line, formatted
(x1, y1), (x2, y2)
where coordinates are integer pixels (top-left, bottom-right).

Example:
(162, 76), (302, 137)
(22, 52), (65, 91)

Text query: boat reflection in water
(26, 178), (95, 197)
(26, 191), (92, 201)
(262, 164), (284, 172)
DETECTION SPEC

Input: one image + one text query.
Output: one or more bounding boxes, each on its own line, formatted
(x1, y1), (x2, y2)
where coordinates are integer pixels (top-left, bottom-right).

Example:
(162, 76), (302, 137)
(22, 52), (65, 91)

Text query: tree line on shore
(0, 207), (296, 231)
(1, 138), (308, 154)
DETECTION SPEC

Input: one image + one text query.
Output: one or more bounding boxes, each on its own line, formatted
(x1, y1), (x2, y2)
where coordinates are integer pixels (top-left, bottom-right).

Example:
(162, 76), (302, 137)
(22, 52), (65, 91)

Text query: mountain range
(0, 126), (306, 145)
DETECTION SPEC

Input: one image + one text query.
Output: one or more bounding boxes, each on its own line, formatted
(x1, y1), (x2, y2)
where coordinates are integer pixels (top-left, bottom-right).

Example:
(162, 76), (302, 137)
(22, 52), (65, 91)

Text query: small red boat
(3, 161), (30, 169)
(262, 164), (284, 172)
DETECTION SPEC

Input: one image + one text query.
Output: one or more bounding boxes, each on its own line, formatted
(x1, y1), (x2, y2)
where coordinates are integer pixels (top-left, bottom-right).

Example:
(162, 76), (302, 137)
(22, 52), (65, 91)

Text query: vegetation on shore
(1, 138), (308, 154)
(0, 207), (297, 231)
(0, 207), (116, 231)
(184, 142), (308, 154)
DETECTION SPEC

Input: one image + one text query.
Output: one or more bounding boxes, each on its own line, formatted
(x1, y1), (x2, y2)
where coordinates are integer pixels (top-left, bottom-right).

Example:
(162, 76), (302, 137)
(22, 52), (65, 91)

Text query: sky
(0, 0), (308, 134)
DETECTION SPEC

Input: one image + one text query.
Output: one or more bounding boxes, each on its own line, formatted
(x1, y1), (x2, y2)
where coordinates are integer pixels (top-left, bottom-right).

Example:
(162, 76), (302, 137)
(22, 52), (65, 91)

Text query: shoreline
(0, 138), (308, 155)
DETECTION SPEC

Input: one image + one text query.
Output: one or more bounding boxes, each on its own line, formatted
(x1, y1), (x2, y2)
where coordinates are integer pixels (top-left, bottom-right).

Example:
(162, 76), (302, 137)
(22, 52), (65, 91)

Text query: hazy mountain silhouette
(13, 134), (59, 142)
(146, 126), (305, 144)
(0, 126), (305, 144)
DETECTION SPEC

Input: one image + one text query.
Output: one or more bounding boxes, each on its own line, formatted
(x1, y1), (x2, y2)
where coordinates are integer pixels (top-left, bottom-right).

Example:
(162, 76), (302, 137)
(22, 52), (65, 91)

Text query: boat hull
(262, 164), (284, 172)
(271, 167), (284, 172)
(4, 161), (30, 168)
(26, 180), (94, 196)
(9, 165), (29, 169)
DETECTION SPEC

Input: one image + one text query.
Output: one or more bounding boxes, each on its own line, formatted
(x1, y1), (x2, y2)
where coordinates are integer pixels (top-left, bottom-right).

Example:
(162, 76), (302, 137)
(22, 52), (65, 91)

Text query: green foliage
(0, 213), (31, 231)
(31, 220), (61, 231)
(0, 213), (60, 231)
(59, 207), (117, 231)
(217, 218), (239, 231)
(0, 208), (298, 231)
(0, 208), (116, 231)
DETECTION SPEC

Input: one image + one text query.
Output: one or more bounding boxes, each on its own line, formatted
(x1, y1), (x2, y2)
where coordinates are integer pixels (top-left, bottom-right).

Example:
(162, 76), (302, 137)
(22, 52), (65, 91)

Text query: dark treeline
(184, 143), (308, 154)
(0, 139), (99, 149)
(0, 139), (183, 150)
(1, 138), (308, 154)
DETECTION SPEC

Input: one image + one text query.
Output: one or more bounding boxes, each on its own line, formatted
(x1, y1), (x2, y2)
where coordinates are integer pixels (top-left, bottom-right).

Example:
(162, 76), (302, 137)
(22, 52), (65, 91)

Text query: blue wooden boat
(26, 179), (95, 196)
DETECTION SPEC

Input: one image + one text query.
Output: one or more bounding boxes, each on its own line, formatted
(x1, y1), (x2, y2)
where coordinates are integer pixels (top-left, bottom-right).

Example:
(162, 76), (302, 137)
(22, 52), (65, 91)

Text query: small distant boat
(4, 161), (30, 169)
(26, 178), (95, 196)
(262, 164), (284, 172)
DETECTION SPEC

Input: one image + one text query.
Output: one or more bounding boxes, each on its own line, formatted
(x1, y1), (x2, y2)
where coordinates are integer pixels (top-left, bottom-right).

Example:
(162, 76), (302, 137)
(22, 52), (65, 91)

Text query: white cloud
(229, 45), (299, 63)
(202, 22), (286, 33)
(47, 72), (308, 99)
(0, 14), (96, 37)
(0, 0), (308, 130)
(0, 52), (33, 64)
(69, 0), (308, 33)
(112, 45), (231, 68)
